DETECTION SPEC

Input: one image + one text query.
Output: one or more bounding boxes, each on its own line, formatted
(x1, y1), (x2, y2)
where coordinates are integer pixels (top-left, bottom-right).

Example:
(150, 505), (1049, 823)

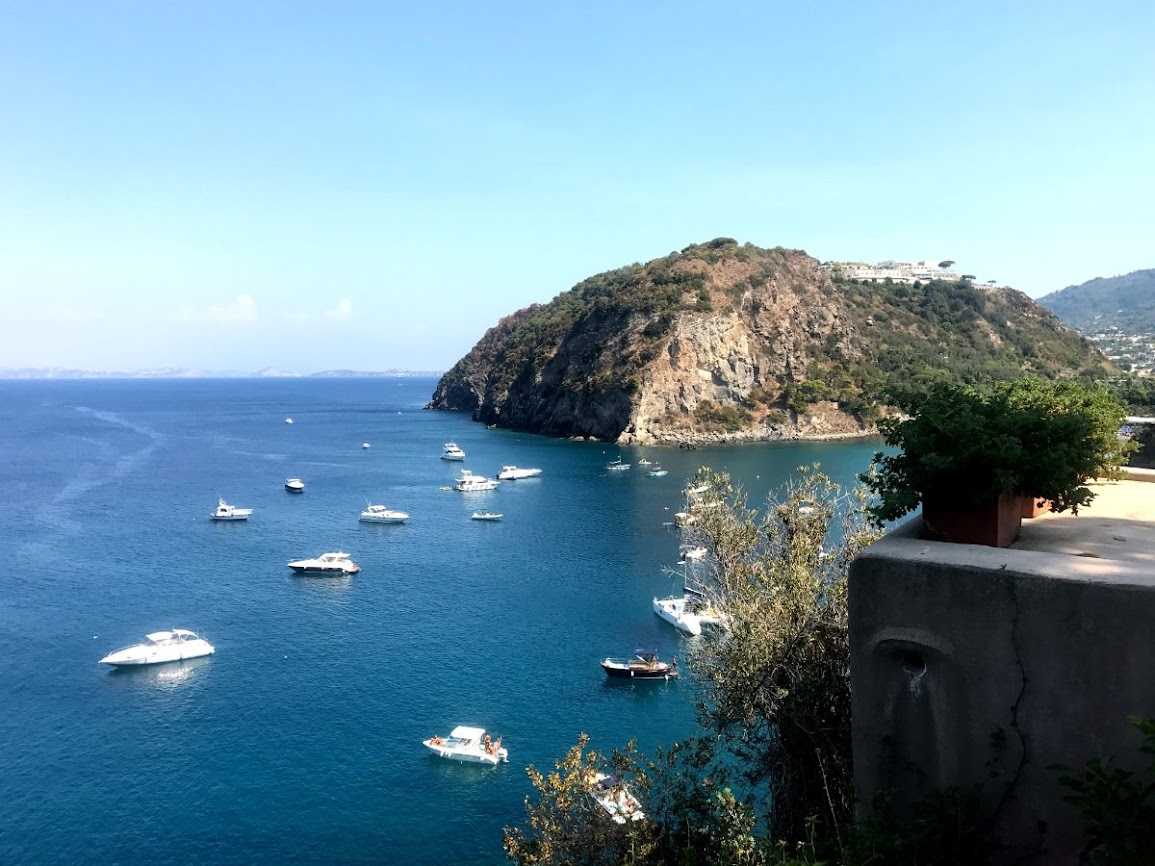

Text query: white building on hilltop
(825, 259), (960, 284)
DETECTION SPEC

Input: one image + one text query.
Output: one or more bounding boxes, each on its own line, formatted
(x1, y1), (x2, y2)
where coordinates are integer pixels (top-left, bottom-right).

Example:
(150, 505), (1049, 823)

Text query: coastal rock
(427, 239), (1105, 444)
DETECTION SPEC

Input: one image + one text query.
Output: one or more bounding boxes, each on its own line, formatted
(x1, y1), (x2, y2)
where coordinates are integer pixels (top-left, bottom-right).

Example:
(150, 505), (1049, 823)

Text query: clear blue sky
(2, 1), (1152, 372)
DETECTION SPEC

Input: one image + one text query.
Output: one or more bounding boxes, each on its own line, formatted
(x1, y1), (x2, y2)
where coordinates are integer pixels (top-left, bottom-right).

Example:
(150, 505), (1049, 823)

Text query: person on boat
(431, 735), (442, 745)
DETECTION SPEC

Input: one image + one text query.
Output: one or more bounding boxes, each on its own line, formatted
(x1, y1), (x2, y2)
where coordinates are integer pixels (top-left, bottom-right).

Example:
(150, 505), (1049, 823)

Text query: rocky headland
(428, 239), (1105, 445)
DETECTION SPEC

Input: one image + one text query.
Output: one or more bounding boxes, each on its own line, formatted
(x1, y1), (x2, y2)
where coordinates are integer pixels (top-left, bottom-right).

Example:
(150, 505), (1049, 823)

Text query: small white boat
(100, 629), (215, 667)
(590, 773), (645, 823)
(423, 726), (507, 765)
(637, 458), (651, 466)
(284, 418), (293, 425)
(287, 551), (360, 575)
(360, 504), (409, 524)
(653, 595), (702, 636)
(285, 478), (305, 493)
(362, 442), (371, 450)
(648, 467), (668, 477)
(455, 470), (500, 492)
(606, 457), (631, 471)
(679, 546), (707, 562)
(471, 511), (503, 521)
(211, 498), (253, 521)
(441, 442), (466, 461)
(496, 465), (542, 480)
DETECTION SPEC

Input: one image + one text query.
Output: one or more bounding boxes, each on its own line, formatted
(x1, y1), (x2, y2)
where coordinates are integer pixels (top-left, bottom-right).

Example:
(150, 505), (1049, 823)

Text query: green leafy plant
(1056, 716), (1155, 865)
(862, 379), (1133, 522)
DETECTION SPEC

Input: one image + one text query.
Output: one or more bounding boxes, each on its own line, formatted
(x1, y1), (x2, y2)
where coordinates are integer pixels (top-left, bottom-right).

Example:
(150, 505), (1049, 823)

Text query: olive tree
(681, 464), (882, 843)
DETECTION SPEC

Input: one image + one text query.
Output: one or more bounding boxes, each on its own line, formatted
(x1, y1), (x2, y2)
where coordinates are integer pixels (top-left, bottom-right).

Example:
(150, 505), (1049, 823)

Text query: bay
(0, 377), (880, 865)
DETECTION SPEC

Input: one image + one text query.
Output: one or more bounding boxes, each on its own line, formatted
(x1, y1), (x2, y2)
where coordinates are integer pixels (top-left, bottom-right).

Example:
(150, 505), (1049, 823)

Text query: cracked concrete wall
(850, 520), (1155, 864)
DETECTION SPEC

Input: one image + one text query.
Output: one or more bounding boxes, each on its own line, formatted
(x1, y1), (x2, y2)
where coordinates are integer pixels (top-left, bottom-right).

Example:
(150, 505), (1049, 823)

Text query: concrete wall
(850, 519), (1155, 863)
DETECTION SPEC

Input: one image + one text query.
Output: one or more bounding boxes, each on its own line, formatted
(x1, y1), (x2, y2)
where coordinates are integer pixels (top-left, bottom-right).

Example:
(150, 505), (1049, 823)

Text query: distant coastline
(0, 368), (443, 380)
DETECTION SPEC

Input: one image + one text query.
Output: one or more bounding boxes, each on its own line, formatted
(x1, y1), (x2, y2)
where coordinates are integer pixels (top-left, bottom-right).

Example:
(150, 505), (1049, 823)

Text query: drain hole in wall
(902, 652), (926, 676)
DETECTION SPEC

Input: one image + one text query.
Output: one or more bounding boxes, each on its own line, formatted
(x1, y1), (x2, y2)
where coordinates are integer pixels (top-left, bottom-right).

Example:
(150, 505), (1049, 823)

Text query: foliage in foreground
(506, 466), (916, 864)
(1057, 716), (1155, 866)
(681, 466), (882, 843)
(863, 378), (1133, 521)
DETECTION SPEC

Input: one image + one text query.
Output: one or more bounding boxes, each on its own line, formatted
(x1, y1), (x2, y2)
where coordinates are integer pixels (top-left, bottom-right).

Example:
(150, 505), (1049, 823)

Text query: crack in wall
(992, 578), (1030, 833)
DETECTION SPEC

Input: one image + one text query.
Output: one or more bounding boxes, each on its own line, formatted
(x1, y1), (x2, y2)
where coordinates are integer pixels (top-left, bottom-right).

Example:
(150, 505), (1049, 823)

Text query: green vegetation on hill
(1038, 268), (1155, 333)
(828, 275), (1107, 406)
(429, 240), (1110, 441)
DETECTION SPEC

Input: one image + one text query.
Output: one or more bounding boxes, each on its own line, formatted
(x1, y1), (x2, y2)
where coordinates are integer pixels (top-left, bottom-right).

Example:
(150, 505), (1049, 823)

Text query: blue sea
(1, 378), (880, 865)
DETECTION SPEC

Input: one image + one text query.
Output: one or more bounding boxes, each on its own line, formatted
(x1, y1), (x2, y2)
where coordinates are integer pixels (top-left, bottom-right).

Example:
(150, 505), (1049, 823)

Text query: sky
(1, 1), (1152, 373)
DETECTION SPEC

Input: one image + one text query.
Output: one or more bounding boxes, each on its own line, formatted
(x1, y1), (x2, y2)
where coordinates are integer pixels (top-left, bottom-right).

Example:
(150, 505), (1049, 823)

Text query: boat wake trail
(26, 409), (168, 552)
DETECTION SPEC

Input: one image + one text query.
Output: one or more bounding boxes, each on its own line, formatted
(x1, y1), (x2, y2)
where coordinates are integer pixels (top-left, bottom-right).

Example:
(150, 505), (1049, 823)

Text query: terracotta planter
(1020, 496), (1053, 518)
(920, 492), (1022, 547)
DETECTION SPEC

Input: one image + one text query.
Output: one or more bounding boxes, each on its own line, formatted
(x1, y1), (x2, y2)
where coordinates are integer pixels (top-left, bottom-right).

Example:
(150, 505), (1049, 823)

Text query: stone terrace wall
(849, 520), (1155, 863)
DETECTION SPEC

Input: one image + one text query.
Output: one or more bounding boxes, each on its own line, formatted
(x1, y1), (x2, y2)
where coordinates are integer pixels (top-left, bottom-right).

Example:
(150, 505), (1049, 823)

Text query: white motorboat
(100, 629), (215, 667)
(284, 418), (293, 424)
(423, 726), (507, 765)
(590, 773), (645, 823)
(496, 465), (542, 480)
(471, 511), (503, 521)
(652, 595), (702, 636)
(211, 498), (253, 521)
(679, 545), (707, 562)
(441, 442), (466, 461)
(285, 478), (305, 493)
(359, 504), (409, 524)
(362, 442), (371, 450)
(648, 466), (668, 477)
(287, 551), (360, 575)
(637, 457), (651, 466)
(606, 457), (631, 471)
(685, 586), (730, 629)
(455, 470), (499, 492)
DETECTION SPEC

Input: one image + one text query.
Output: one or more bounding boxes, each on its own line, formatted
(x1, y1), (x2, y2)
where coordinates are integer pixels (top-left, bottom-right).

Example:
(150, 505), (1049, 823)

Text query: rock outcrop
(428, 240), (1105, 445)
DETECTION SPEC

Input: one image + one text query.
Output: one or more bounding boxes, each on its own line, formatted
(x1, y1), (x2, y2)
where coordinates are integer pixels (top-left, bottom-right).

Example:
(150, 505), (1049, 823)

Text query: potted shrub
(863, 379), (1132, 547)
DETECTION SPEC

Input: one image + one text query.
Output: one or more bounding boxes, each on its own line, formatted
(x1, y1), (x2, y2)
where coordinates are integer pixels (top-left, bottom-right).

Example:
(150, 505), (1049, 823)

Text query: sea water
(0, 377), (880, 865)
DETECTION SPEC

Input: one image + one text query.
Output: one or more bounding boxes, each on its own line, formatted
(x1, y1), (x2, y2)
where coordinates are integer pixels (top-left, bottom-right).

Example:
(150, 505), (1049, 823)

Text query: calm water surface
(0, 378), (880, 865)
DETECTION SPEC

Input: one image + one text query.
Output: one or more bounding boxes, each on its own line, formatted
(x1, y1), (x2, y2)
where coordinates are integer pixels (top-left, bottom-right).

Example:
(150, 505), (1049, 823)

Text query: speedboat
(679, 545), (707, 562)
(606, 457), (631, 471)
(287, 551), (360, 575)
(637, 457), (651, 466)
(284, 418), (293, 424)
(423, 726), (507, 765)
(653, 595), (702, 636)
(590, 773), (645, 823)
(496, 465), (542, 480)
(648, 466), (668, 477)
(100, 629), (215, 667)
(285, 478), (305, 493)
(685, 586), (730, 629)
(360, 504), (409, 524)
(211, 498), (253, 521)
(455, 470), (499, 492)
(471, 511), (503, 521)
(601, 650), (678, 680)
(441, 442), (466, 461)
(362, 442), (371, 450)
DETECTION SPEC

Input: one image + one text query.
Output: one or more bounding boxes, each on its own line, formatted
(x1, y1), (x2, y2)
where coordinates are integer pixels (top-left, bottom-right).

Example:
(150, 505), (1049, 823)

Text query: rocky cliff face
(428, 240), (1104, 445)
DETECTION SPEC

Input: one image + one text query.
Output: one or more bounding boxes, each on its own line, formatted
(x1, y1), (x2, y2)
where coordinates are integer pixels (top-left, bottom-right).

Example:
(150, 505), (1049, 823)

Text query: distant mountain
(428, 239), (1106, 445)
(0, 368), (439, 379)
(309, 369), (442, 378)
(1038, 269), (1155, 333)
